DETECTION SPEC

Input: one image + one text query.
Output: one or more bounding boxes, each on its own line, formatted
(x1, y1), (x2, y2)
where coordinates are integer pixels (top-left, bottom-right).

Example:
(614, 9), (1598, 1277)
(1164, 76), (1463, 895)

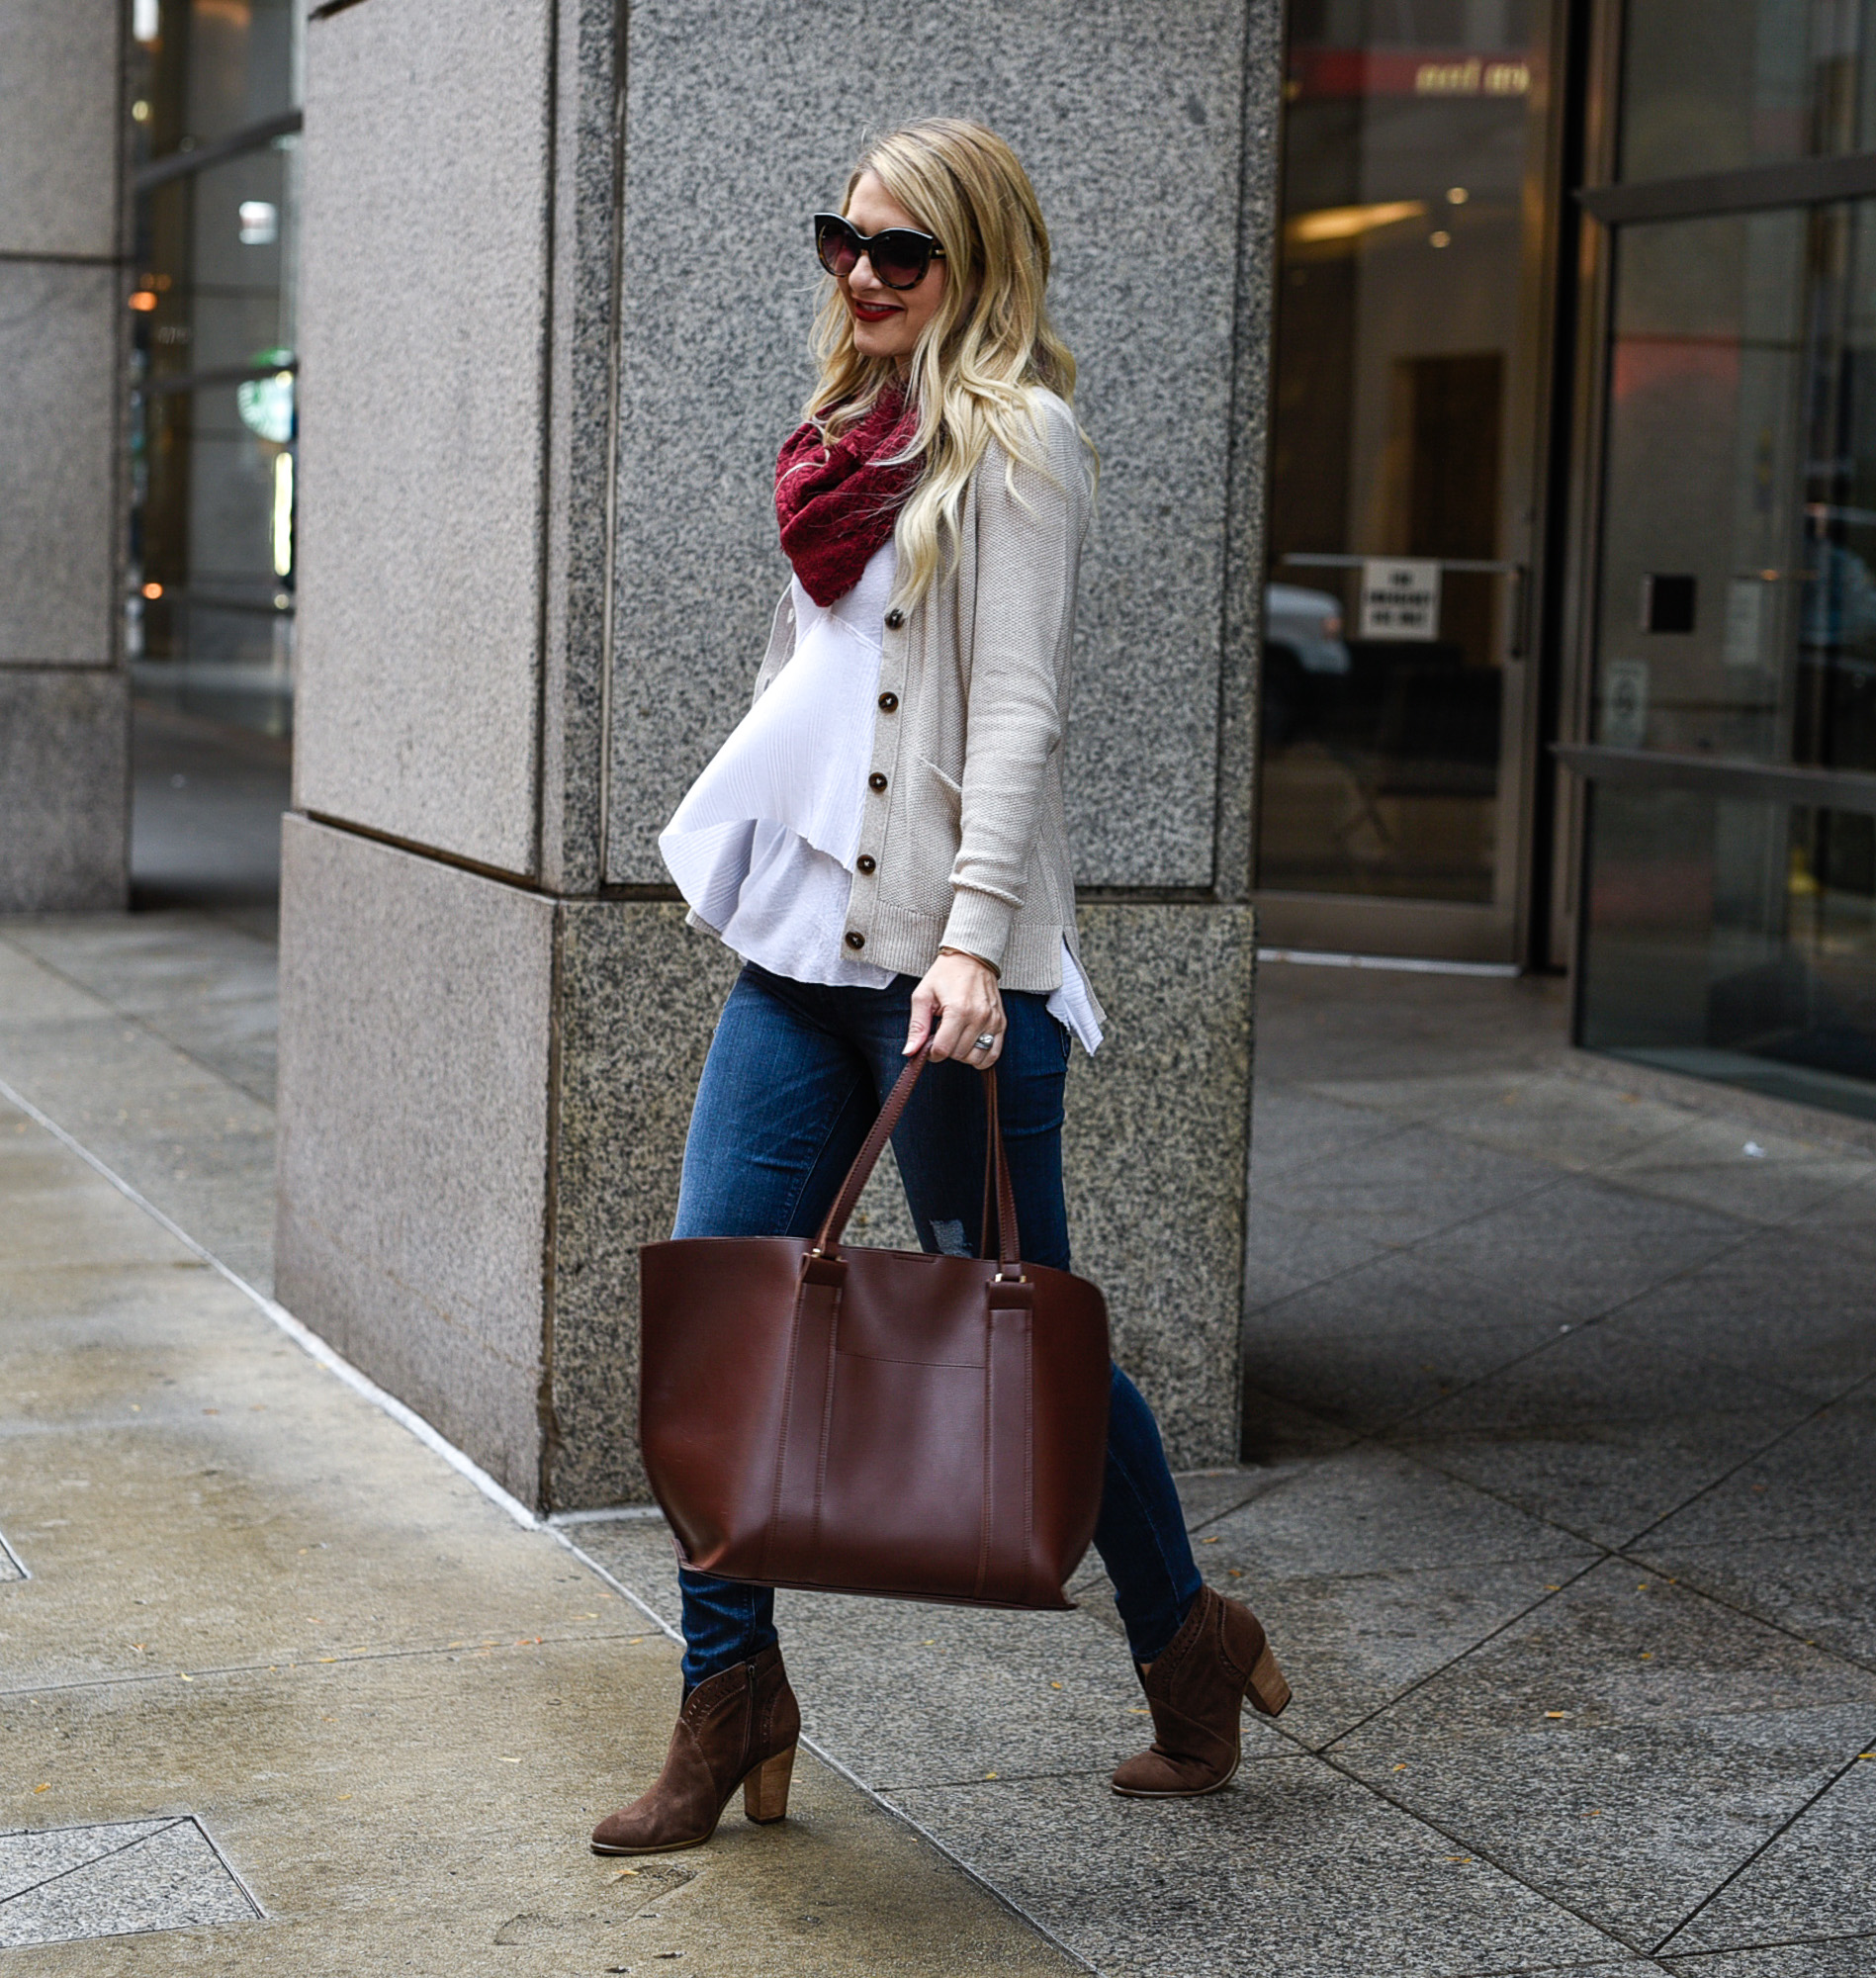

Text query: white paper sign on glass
(1601, 657), (1650, 749)
(1359, 559), (1441, 641)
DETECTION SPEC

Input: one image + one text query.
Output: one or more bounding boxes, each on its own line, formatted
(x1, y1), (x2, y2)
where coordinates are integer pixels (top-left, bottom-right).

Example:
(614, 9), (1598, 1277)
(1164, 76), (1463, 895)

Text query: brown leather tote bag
(639, 1052), (1112, 1609)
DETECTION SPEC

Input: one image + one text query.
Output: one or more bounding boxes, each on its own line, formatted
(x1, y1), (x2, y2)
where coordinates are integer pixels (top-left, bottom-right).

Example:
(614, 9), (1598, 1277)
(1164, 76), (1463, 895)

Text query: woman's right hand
(905, 949), (1006, 1068)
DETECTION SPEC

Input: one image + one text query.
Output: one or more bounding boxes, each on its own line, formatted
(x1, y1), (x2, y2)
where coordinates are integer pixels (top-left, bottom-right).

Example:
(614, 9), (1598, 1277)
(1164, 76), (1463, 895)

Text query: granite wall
(605, 0), (1269, 894)
(0, 0), (128, 912)
(279, 0), (1282, 1507)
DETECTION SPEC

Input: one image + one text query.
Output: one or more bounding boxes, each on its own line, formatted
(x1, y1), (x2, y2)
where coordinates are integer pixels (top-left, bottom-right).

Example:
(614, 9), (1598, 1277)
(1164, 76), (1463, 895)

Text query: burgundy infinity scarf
(774, 387), (922, 606)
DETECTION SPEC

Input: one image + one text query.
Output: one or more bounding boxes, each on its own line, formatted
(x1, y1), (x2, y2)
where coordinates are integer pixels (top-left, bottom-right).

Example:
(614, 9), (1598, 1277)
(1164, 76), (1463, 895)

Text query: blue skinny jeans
(670, 961), (1203, 1687)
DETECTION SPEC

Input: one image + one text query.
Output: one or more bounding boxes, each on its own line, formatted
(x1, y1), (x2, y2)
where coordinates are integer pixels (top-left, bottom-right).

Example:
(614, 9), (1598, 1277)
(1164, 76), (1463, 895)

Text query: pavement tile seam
(1304, 1559), (1612, 1760)
(1236, 1377), (1648, 1573)
(1354, 1425), (1876, 1698)
(1244, 1101), (1421, 1182)
(1369, 1345), (1867, 1559)
(0, 1814), (264, 1944)
(1277, 1334), (1595, 1442)
(791, 1758), (1102, 1974)
(1446, 1962), (1668, 1977)
(1614, 1378), (1876, 1562)
(0, 1629), (669, 1704)
(1380, 1431), (1726, 1561)
(0, 1819), (188, 1908)
(0, 933), (277, 1115)
(1646, 1739), (1876, 1959)
(1252, 1142), (1574, 1250)
(1602, 1548), (1876, 1686)
(557, 1532), (1108, 1974)
(1389, 1210), (1769, 1337)
(1422, 1096), (1704, 1183)
(889, 1750), (1653, 1971)
(1657, 1931), (1876, 1963)
(1299, 1749), (1660, 1964)
(1605, 1162), (1876, 1228)
(1453, 1966), (1669, 1977)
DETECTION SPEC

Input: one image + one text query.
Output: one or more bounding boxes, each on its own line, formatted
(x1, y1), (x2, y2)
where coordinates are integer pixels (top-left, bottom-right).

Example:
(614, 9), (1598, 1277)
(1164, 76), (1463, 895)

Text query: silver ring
(973, 1033), (996, 1052)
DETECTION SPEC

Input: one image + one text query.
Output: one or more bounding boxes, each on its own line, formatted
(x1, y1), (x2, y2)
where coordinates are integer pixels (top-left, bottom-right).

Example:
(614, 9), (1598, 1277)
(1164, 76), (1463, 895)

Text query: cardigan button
(845, 931), (865, 949)
(856, 854), (876, 875)
(885, 608), (905, 630)
(867, 771), (888, 791)
(877, 691), (899, 712)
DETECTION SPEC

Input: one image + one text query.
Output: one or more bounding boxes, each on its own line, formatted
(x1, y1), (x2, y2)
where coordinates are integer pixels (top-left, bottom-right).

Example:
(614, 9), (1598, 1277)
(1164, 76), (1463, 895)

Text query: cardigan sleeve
(940, 399), (1090, 970)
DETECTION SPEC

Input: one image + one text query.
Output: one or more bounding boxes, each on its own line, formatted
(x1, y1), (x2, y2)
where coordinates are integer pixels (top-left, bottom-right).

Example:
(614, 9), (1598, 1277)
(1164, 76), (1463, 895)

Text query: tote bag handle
(810, 1052), (1023, 1278)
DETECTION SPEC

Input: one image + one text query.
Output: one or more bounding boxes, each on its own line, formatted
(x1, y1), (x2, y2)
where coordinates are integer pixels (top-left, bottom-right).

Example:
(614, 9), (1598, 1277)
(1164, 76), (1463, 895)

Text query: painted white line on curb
(0, 1072), (538, 1535)
(546, 1505), (666, 1525)
(1258, 945), (1521, 978)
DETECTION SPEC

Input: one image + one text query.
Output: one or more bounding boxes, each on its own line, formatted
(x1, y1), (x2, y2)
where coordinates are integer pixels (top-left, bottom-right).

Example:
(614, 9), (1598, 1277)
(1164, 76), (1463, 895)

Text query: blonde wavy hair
(806, 118), (1092, 605)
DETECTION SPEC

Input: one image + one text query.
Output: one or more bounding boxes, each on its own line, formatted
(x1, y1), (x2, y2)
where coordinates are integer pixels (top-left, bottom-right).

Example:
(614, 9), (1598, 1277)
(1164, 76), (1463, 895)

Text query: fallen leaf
(1392, 1763), (1408, 1772)
(611, 1867), (640, 1879)
(984, 1772), (998, 1779)
(1202, 1536), (1219, 1544)
(1050, 1681), (1063, 1690)
(498, 1756), (521, 1763)
(1545, 1711), (1567, 1720)
(337, 1793), (352, 1802)
(178, 1672), (193, 1681)
(1447, 1855), (1472, 1863)
(33, 1783), (48, 1793)
(317, 1657), (338, 1664)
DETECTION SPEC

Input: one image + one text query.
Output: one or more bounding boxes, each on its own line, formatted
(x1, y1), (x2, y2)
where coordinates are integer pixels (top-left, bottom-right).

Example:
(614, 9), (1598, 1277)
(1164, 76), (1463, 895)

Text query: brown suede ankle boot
(590, 1645), (800, 1854)
(1111, 1586), (1290, 1798)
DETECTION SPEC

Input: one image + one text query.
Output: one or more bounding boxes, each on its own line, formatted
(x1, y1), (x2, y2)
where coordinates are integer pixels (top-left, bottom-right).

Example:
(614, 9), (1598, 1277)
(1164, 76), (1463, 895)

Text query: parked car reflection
(1261, 584), (1350, 749)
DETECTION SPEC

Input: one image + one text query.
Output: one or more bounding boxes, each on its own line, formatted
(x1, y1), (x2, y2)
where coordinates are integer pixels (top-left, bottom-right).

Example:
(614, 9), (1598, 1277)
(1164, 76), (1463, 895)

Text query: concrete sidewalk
(0, 1065), (1080, 1971)
(4, 914), (1876, 1974)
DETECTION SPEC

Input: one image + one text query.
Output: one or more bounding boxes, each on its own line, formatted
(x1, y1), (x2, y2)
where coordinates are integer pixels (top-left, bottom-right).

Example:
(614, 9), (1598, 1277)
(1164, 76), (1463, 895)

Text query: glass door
(1566, 0), (1876, 1123)
(1256, 0), (1565, 960)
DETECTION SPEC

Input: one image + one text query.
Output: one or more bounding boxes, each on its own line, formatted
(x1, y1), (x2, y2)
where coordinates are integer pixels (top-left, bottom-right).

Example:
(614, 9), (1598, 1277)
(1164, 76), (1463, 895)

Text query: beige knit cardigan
(745, 387), (1102, 1016)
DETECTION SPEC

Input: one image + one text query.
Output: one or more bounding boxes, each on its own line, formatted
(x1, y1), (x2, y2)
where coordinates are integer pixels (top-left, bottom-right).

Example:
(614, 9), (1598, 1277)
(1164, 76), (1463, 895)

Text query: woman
(591, 119), (1289, 1857)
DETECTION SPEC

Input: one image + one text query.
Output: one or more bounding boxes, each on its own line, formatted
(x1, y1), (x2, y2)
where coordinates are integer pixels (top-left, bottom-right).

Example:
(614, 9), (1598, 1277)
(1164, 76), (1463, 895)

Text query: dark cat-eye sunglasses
(813, 212), (945, 291)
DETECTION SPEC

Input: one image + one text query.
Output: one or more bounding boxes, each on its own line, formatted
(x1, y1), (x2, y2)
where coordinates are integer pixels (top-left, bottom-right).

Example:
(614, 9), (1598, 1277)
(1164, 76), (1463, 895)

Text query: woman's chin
(851, 324), (912, 364)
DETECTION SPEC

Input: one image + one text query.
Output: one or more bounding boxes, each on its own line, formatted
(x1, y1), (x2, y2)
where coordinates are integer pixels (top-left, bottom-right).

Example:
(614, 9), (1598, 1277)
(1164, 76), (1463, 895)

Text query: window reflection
(1582, 199), (1876, 1112)
(127, 0), (300, 738)
(1258, 0), (1549, 906)
(1621, 0), (1876, 182)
